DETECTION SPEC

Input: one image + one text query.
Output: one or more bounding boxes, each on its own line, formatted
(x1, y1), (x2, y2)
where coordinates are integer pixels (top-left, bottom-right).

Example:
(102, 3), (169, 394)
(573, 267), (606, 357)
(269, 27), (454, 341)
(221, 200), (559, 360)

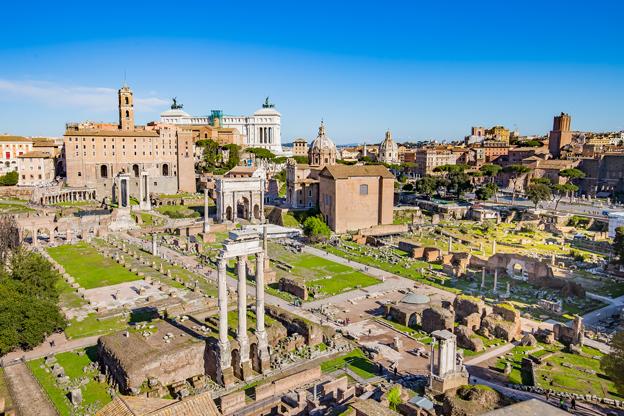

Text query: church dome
(309, 121), (336, 152)
(160, 108), (190, 118)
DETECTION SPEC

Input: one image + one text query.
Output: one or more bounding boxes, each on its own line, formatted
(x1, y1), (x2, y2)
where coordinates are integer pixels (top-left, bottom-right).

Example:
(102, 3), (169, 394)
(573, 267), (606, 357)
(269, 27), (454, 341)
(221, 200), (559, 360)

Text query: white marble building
(159, 98), (283, 154)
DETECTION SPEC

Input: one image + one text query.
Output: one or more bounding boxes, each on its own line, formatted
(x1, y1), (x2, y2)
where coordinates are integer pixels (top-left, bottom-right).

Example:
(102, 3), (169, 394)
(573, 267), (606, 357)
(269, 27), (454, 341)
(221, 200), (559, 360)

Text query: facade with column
(159, 99), (283, 154)
(215, 175), (265, 223)
(216, 230), (270, 386)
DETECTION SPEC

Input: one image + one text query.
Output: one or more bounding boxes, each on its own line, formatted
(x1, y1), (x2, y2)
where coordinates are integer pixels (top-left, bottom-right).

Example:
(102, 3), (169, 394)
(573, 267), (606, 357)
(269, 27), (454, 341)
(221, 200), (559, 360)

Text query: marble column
(492, 240), (497, 255)
(448, 236), (452, 253)
(481, 267), (485, 289)
(237, 256), (252, 379)
(255, 252), (270, 373)
(203, 188), (210, 233)
(216, 258), (233, 386)
(493, 269), (498, 293)
(151, 233), (158, 256)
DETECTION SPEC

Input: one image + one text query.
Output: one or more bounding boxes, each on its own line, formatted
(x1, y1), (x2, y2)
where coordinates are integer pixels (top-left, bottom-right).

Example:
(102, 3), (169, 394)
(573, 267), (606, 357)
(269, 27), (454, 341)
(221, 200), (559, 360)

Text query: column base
(259, 356), (271, 374)
(219, 366), (236, 387)
(241, 360), (254, 381)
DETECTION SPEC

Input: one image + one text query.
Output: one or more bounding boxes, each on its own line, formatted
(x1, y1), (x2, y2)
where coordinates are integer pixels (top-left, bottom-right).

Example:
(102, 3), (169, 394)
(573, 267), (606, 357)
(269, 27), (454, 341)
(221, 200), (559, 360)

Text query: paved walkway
(464, 342), (515, 366)
(3, 362), (57, 416)
(1, 334), (100, 364)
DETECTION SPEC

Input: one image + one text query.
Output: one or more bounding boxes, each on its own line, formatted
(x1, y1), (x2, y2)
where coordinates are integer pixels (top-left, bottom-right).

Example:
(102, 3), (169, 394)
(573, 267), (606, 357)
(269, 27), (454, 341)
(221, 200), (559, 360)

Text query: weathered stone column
(492, 240), (497, 255)
(255, 251), (270, 373)
(448, 236), (452, 253)
(203, 188), (210, 233)
(237, 256), (253, 380)
(216, 258), (233, 386)
(493, 269), (498, 293)
(151, 233), (158, 256)
(480, 267), (485, 289)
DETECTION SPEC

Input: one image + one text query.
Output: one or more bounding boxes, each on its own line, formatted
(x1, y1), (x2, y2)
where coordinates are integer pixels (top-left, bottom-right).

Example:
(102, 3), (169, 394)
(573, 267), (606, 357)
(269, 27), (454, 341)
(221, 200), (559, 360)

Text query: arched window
(132, 164), (139, 177)
(100, 165), (108, 178)
(125, 96), (129, 105)
(125, 110), (130, 118)
(162, 164), (169, 176)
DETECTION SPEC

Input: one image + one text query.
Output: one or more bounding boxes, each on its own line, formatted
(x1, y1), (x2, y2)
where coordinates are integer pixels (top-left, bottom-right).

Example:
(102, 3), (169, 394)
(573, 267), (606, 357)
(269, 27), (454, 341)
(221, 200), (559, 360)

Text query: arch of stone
(215, 177), (265, 224)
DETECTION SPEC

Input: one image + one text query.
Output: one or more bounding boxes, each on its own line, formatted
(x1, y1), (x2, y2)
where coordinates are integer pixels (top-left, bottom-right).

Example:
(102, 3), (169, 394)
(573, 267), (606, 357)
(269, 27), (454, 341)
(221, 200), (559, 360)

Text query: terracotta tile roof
(320, 164), (395, 179)
(96, 392), (221, 416)
(350, 399), (400, 416)
(0, 135), (32, 142)
(64, 129), (159, 137)
(18, 151), (52, 158)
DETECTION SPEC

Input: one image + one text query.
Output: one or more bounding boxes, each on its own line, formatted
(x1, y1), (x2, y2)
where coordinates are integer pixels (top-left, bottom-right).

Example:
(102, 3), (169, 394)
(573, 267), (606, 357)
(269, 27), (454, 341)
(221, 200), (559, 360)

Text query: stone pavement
(3, 361), (58, 416)
(1, 334), (100, 364)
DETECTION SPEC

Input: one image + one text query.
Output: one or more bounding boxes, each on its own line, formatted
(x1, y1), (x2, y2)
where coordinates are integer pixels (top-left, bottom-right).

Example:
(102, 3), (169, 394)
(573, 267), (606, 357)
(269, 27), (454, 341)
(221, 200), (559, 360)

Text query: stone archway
(237, 197), (250, 220)
(250, 342), (260, 373)
(226, 206), (233, 222)
(231, 348), (242, 380)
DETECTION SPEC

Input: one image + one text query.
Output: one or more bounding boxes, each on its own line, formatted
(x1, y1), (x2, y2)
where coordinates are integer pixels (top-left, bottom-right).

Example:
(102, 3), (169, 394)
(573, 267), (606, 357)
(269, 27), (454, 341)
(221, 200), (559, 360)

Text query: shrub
(303, 216), (331, 242)
(0, 171), (18, 186)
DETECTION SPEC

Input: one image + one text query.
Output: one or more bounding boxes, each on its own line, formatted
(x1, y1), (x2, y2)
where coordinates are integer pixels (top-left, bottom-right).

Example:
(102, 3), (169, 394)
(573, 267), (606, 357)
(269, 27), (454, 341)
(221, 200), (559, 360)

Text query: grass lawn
(56, 278), (87, 310)
(156, 204), (201, 218)
(377, 318), (432, 345)
(47, 242), (139, 289)
(0, 200), (34, 214)
(320, 348), (378, 380)
(535, 347), (622, 400)
(269, 242), (379, 299)
(27, 347), (112, 415)
(65, 308), (157, 340)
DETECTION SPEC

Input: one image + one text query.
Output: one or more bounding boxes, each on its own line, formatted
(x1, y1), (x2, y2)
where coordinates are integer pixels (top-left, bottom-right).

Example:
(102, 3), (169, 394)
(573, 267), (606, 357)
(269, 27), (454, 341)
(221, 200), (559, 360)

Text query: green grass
(0, 200), (34, 213)
(47, 242), (139, 289)
(51, 200), (95, 208)
(65, 309), (157, 340)
(320, 348), (378, 380)
(156, 204), (201, 218)
(378, 318), (432, 344)
(269, 242), (379, 299)
(27, 347), (112, 415)
(56, 277), (87, 309)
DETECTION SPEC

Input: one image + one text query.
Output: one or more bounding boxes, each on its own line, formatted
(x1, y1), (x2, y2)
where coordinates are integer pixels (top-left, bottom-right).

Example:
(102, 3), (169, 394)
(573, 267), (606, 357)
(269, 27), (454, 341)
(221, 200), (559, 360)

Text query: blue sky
(0, 0), (622, 143)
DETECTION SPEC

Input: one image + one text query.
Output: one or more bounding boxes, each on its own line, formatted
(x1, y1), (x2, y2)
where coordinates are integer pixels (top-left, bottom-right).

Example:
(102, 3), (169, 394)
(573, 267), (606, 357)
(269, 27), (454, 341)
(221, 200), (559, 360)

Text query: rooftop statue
(171, 97), (184, 110)
(262, 96), (275, 108)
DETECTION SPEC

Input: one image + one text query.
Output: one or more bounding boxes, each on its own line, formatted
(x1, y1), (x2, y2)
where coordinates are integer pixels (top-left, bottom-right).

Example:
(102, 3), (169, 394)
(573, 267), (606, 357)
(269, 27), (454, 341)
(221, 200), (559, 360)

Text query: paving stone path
(3, 361), (58, 416)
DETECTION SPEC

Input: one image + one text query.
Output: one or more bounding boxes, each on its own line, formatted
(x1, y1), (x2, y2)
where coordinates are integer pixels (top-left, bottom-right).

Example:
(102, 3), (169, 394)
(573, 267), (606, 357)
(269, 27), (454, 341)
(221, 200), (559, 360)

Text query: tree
(302, 216), (331, 242)
(613, 226), (624, 265)
(0, 215), (20, 264)
(475, 183), (498, 201)
(0, 171), (18, 186)
(387, 385), (403, 411)
(402, 183), (414, 192)
(246, 147), (276, 160)
(503, 164), (532, 203)
(526, 182), (552, 208)
(601, 330), (624, 396)
(0, 250), (66, 355)
(552, 183), (579, 210)
(479, 164), (502, 184)
(446, 171), (473, 198)
(559, 168), (585, 202)
(224, 144), (241, 169)
(292, 155), (309, 164)
(414, 176), (439, 197)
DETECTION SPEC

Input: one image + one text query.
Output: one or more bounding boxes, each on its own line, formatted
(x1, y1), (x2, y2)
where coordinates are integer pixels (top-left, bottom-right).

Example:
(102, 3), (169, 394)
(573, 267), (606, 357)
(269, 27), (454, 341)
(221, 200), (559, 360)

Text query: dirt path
(3, 362), (57, 416)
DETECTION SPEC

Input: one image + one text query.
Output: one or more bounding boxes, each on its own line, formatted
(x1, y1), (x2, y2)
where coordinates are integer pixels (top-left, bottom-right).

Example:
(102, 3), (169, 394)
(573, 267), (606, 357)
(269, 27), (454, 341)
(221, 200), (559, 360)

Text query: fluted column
(203, 188), (210, 233)
(237, 256), (249, 356)
(217, 259), (230, 355)
(255, 251), (270, 373)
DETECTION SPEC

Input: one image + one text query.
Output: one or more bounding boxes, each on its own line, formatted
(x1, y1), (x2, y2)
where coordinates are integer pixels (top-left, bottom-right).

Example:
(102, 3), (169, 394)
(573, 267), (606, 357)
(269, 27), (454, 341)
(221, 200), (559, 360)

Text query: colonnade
(40, 189), (96, 205)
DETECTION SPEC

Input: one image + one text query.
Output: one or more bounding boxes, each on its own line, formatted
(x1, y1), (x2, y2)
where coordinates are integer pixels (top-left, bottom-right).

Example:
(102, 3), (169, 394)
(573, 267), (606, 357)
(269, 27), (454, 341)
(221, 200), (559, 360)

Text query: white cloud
(0, 79), (168, 112)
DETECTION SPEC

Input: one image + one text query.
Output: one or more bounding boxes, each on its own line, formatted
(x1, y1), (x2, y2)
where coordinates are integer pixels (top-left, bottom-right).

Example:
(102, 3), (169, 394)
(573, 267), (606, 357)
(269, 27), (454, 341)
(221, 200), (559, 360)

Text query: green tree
(446, 171), (473, 198)
(0, 171), (18, 186)
(552, 183), (579, 210)
(503, 164), (532, 203)
(292, 155), (308, 164)
(246, 147), (276, 160)
(613, 226), (624, 265)
(601, 330), (624, 395)
(526, 182), (552, 208)
(224, 144), (241, 169)
(402, 183), (414, 192)
(302, 216), (331, 242)
(414, 175), (439, 197)
(475, 183), (498, 200)
(479, 164), (502, 184)
(559, 168), (585, 202)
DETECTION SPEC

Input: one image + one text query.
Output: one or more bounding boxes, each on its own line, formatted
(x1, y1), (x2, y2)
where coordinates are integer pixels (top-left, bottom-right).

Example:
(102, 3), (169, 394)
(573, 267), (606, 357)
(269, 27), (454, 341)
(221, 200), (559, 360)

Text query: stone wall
(278, 277), (308, 300)
(422, 306), (454, 333)
(266, 305), (330, 347)
(255, 366), (321, 401)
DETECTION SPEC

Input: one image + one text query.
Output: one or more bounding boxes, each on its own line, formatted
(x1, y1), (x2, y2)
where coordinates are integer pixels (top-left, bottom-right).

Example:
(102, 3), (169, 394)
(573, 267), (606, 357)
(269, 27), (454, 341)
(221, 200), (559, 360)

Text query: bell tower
(118, 85), (134, 130)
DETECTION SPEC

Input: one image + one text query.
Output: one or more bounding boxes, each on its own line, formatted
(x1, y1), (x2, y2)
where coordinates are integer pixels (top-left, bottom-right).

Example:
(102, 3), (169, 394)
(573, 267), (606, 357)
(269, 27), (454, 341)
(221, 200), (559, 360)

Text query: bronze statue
(171, 97), (183, 110)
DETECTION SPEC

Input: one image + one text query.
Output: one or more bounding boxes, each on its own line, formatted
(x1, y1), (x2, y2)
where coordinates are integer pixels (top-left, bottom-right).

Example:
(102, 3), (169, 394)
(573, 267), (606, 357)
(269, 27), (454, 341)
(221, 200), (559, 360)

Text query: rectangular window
(359, 184), (368, 195)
